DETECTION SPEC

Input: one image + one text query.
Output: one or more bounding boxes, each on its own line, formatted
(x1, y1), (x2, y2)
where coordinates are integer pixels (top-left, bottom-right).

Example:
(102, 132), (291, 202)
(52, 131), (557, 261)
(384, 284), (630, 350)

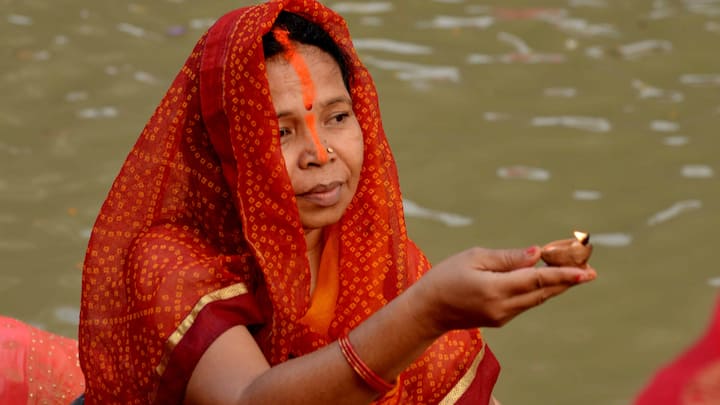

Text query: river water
(2, 1), (719, 404)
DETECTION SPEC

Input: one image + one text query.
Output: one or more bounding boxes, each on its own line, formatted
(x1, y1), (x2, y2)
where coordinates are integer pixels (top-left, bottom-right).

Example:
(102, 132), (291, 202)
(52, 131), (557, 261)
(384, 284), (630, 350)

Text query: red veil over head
(79, 0), (498, 403)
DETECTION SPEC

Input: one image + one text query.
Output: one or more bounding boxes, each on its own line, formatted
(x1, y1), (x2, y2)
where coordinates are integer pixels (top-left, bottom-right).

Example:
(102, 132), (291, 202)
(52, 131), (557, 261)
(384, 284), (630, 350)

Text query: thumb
(469, 245), (540, 272)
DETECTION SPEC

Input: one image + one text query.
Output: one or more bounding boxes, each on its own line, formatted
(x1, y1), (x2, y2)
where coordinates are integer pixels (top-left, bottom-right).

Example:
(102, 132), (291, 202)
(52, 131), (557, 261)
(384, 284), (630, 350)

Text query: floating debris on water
(166, 25), (187, 37)
(707, 21), (720, 33)
(491, 7), (566, 21)
(134, 71), (160, 85)
(53, 306), (80, 326)
(465, 5), (492, 14)
(569, 0), (609, 7)
(663, 135), (689, 146)
(565, 38), (580, 51)
(468, 31), (566, 64)
(679, 73), (720, 86)
(631, 79), (684, 102)
(359, 16), (384, 26)
(54, 35), (70, 46)
(648, 8), (675, 20)
(403, 199), (473, 227)
(647, 199), (702, 226)
(541, 15), (618, 37)
(709, 277), (720, 288)
(497, 30), (534, 54)
(544, 87), (578, 98)
(531, 116), (612, 133)
(363, 56), (460, 83)
(105, 65), (120, 76)
(418, 15), (494, 29)
(7, 14), (33, 26)
(15, 49), (51, 62)
(117, 22), (161, 40)
(650, 120), (679, 132)
(352, 38), (432, 55)
(685, 0), (720, 17)
(585, 45), (606, 59)
(681, 164), (714, 179)
(615, 40), (673, 59)
(468, 51), (566, 64)
(77, 106), (119, 119)
(483, 112), (511, 121)
(330, 2), (393, 14)
(189, 18), (216, 30)
(497, 166), (551, 181)
(573, 189), (602, 200)
(591, 233), (632, 247)
(80, 228), (93, 239)
(65, 91), (89, 102)
(117, 22), (147, 38)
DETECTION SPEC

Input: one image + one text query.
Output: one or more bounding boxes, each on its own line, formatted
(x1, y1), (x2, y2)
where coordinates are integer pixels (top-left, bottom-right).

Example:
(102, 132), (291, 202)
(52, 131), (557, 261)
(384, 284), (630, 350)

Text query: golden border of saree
(155, 283), (249, 376)
(438, 340), (486, 405)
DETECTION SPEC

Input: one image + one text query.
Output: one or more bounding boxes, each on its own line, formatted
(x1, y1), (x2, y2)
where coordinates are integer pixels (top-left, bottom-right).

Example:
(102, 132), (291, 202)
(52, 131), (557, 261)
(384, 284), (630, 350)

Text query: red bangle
(338, 335), (395, 394)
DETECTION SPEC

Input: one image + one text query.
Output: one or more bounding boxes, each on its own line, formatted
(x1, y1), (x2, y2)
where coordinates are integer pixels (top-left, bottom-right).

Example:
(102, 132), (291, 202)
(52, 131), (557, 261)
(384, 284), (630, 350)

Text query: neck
(305, 227), (324, 294)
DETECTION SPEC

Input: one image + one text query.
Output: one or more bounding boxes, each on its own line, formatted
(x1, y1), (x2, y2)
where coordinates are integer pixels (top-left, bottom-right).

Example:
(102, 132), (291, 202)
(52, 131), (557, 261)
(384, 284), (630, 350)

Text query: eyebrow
(320, 96), (353, 109)
(275, 96), (353, 119)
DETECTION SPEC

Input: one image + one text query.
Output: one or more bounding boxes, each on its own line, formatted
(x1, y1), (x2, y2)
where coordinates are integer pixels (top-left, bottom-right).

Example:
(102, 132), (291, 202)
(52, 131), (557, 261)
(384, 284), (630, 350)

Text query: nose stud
(326, 147), (334, 154)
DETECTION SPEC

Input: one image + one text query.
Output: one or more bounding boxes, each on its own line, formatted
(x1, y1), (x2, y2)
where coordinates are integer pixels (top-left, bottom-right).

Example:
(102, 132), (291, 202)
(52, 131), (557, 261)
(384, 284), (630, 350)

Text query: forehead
(265, 44), (344, 93)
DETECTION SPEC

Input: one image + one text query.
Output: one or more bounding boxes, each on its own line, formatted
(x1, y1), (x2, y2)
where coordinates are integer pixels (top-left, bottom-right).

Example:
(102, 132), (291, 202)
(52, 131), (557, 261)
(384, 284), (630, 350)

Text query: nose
(298, 113), (330, 167)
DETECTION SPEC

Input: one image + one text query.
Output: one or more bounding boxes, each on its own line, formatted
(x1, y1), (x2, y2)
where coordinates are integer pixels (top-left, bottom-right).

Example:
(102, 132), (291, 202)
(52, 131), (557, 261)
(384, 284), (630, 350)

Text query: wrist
(403, 280), (445, 341)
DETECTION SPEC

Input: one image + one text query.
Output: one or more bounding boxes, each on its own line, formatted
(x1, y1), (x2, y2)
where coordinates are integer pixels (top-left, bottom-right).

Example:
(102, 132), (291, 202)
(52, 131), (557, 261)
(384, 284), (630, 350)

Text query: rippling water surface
(2, 1), (719, 404)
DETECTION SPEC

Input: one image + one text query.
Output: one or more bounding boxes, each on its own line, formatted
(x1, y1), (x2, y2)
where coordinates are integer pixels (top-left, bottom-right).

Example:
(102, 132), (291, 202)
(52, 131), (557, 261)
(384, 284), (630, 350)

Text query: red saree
(634, 294), (720, 405)
(0, 316), (84, 404)
(79, 1), (499, 403)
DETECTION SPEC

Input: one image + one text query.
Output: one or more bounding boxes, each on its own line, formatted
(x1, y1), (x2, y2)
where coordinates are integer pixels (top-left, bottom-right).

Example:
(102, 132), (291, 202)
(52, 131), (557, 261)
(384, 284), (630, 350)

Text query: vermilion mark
(274, 28), (328, 163)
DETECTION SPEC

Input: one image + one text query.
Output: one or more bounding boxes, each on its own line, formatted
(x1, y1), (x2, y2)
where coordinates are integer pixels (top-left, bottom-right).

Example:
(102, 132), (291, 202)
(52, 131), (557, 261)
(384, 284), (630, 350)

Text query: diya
(541, 231), (593, 268)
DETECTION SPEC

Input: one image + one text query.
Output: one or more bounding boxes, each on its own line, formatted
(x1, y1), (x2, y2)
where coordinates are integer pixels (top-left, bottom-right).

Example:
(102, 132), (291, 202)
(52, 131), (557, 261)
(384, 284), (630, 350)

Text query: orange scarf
(79, 1), (497, 403)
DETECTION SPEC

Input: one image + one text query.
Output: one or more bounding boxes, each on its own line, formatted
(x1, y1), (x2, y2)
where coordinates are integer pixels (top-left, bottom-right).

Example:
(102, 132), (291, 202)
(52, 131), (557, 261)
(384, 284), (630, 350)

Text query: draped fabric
(634, 294), (720, 405)
(79, 0), (499, 403)
(0, 316), (84, 404)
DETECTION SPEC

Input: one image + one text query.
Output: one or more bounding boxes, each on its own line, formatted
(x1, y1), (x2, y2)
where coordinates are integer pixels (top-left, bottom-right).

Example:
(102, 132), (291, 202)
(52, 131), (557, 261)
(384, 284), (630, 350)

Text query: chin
(299, 207), (346, 231)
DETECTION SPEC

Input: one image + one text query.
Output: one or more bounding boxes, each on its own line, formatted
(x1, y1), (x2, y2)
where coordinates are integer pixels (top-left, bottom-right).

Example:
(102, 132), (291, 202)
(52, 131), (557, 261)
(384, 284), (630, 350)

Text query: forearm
(239, 284), (440, 404)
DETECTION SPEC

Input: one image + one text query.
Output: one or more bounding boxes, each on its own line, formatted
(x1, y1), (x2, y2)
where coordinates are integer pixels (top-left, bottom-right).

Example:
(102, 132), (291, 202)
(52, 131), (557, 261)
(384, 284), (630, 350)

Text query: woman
(75, 1), (596, 404)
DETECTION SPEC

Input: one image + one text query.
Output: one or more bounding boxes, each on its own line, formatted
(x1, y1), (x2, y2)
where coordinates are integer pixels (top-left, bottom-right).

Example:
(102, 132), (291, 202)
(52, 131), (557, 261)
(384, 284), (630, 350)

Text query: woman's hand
(411, 246), (597, 337)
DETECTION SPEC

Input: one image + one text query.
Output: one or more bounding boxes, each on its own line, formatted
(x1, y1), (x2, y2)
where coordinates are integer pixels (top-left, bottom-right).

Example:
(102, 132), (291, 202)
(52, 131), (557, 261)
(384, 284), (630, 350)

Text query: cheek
(340, 126), (363, 161)
(349, 136), (364, 181)
(280, 145), (299, 187)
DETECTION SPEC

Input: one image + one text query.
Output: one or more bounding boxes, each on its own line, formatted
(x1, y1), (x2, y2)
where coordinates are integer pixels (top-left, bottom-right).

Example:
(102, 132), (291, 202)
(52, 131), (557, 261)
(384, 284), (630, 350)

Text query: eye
(328, 112), (350, 125)
(279, 127), (292, 137)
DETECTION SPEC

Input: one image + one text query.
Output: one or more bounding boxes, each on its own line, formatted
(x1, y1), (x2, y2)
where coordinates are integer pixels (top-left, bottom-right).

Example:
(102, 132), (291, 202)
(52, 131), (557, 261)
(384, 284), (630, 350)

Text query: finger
(505, 284), (570, 313)
(498, 266), (595, 295)
(469, 245), (541, 273)
(537, 265), (597, 286)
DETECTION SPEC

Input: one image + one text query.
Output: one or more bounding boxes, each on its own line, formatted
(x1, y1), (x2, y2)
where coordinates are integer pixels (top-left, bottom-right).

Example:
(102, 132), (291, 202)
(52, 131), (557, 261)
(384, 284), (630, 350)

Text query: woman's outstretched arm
(185, 246), (596, 405)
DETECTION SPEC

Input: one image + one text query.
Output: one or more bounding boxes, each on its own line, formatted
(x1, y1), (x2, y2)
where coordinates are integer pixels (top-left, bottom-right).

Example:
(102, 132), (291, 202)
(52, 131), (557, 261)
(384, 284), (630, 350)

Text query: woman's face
(266, 44), (363, 232)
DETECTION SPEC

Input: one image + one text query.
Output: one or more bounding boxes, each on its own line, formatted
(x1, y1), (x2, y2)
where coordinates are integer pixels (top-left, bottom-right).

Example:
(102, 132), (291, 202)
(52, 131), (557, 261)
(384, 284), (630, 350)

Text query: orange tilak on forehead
(273, 27), (328, 163)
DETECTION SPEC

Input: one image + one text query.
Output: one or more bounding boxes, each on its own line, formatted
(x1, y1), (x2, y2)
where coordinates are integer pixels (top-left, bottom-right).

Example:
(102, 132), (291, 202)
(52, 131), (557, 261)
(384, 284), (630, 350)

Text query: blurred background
(1, 0), (718, 403)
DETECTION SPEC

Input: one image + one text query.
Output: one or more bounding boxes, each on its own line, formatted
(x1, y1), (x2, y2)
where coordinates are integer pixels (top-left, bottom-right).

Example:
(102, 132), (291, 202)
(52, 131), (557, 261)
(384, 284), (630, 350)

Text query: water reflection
(2, 1), (719, 404)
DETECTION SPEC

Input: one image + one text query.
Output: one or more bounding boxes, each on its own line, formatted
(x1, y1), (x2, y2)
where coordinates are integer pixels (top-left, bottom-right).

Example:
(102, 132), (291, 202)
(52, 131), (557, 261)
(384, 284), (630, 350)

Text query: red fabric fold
(0, 316), (84, 404)
(634, 294), (720, 405)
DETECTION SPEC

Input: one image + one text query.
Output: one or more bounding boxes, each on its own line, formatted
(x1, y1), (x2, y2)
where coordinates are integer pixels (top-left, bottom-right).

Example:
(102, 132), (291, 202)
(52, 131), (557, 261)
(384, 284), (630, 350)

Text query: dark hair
(262, 11), (351, 90)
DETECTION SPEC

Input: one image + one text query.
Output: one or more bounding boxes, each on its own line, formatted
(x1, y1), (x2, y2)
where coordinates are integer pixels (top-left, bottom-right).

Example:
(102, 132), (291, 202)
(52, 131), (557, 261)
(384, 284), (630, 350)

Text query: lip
(297, 181), (343, 207)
